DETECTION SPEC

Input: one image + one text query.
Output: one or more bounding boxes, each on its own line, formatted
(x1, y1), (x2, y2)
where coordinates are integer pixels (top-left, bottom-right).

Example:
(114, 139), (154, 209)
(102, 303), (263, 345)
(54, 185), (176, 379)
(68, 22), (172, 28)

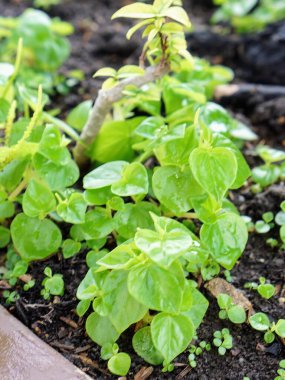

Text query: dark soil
(0, 1), (285, 379)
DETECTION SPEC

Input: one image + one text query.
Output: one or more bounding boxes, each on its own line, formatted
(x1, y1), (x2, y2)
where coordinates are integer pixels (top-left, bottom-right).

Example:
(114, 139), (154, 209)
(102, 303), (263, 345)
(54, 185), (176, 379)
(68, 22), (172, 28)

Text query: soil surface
(0, 1), (285, 379)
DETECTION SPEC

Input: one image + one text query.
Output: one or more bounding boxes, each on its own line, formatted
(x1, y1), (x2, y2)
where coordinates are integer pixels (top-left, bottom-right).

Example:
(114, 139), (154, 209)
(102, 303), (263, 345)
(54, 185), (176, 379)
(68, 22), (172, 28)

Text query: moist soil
(0, 1), (284, 379)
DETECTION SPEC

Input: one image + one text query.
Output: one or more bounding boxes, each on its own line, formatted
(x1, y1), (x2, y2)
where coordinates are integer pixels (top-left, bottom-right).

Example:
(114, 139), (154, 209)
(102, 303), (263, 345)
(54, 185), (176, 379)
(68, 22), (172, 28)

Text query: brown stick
(73, 64), (169, 167)
(215, 83), (285, 101)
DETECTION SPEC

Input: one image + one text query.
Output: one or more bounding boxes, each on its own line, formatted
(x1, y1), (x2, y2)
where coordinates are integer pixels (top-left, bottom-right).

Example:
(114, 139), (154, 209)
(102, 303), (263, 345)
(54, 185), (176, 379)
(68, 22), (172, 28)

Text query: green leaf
(11, 213), (62, 262)
(93, 67), (117, 78)
(228, 305), (246, 324)
(132, 327), (164, 365)
(128, 261), (185, 313)
(44, 274), (64, 296)
(152, 166), (196, 215)
(249, 313), (271, 331)
(182, 288), (209, 329)
(111, 163), (149, 197)
(0, 226), (10, 248)
(275, 319), (285, 338)
(161, 6), (191, 27)
(257, 284), (275, 299)
(0, 159), (28, 193)
(76, 299), (91, 317)
(252, 165), (280, 188)
(77, 268), (107, 300)
(34, 153), (79, 191)
(83, 161), (128, 189)
(134, 214), (193, 267)
(57, 193), (87, 224)
(200, 213), (248, 270)
(112, 3), (156, 19)
(99, 271), (147, 333)
(190, 147), (237, 202)
(23, 179), (56, 218)
(38, 125), (70, 165)
(151, 312), (194, 363)
(86, 312), (119, 346)
(0, 200), (15, 220)
(108, 353), (131, 377)
(114, 202), (160, 239)
(66, 100), (92, 131)
(212, 134), (251, 189)
(90, 118), (143, 163)
(70, 208), (114, 241)
(257, 145), (285, 164)
(62, 239), (81, 259)
(155, 125), (198, 166)
(84, 187), (112, 206)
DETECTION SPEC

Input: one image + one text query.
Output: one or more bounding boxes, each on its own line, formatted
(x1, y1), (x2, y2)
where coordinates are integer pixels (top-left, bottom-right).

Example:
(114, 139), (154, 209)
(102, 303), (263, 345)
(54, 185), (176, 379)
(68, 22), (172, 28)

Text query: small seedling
(2, 290), (19, 304)
(41, 267), (64, 300)
(188, 340), (211, 368)
(255, 212), (274, 234)
(249, 313), (285, 344)
(23, 279), (35, 291)
(213, 328), (233, 355)
(217, 294), (246, 324)
(244, 277), (275, 300)
(275, 360), (285, 380)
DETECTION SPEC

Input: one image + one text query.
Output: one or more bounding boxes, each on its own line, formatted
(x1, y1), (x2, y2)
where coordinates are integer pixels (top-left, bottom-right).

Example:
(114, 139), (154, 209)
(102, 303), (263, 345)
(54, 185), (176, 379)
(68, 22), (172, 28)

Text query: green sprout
(217, 294), (246, 324)
(41, 267), (64, 300)
(249, 313), (285, 344)
(244, 277), (275, 300)
(213, 328), (233, 355)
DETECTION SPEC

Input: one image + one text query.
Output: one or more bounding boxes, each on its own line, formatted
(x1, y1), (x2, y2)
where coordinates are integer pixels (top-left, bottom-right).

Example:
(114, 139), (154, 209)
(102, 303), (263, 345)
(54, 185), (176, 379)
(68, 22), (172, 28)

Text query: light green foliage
(107, 352), (131, 376)
(41, 266), (64, 299)
(217, 294), (246, 324)
(212, 0), (285, 33)
(11, 213), (62, 262)
(249, 312), (285, 344)
(252, 146), (285, 189)
(0, 0), (258, 375)
(188, 340), (211, 368)
(245, 277), (276, 300)
(213, 328), (233, 355)
(275, 360), (285, 380)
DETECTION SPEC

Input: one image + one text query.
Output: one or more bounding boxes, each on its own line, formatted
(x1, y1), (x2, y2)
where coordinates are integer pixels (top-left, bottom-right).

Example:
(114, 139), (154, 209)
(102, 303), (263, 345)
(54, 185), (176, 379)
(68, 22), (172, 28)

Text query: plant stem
(73, 64), (169, 167)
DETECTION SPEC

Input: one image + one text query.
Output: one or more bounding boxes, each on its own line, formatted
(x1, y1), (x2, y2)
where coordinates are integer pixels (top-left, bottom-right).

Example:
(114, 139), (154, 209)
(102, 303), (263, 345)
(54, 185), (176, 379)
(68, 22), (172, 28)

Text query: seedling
(217, 294), (246, 324)
(213, 328), (233, 355)
(2, 290), (19, 304)
(41, 267), (64, 300)
(244, 277), (275, 300)
(212, 0), (285, 34)
(249, 313), (285, 344)
(100, 343), (131, 377)
(252, 146), (285, 189)
(188, 341), (211, 368)
(275, 360), (285, 380)
(255, 212), (274, 234)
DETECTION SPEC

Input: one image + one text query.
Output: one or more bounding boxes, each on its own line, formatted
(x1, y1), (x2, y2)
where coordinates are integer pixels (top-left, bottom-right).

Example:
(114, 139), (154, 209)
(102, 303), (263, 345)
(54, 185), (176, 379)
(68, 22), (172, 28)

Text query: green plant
(244, 277), (275, 300)
(33, 0), (62, 9)
(252, 146), (285, 189)
(212, 0), (285, 33)
(2, 290), (19, 304)
(0, 0), (254, 375)
(0, 9), (74, 99)
(275, 360), (285, 380)
(213, 328), (233, 355)
(249, 313), (285, 344)
(188, 340), (211, 368)
(255, 212), (274, 234)
(217, 294), (246, 324)
(41, 266), (64, 299)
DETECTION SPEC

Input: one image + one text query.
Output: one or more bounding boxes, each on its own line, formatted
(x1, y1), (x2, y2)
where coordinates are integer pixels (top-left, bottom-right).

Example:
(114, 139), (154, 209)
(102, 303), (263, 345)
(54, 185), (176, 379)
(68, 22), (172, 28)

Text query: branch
(73, 64), (169, 167)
